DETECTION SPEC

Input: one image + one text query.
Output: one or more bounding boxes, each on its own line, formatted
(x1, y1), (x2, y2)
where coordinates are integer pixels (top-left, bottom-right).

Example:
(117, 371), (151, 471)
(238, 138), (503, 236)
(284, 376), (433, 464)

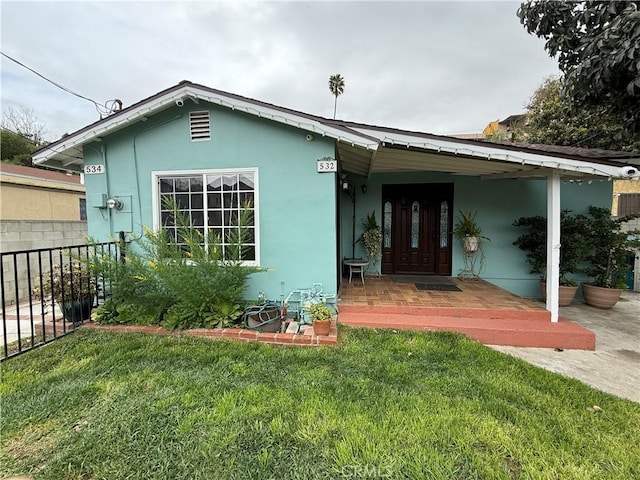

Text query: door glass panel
(440, 200), (449, 247)
(383, 201), (392, 248)
(411, 201), (419, 248)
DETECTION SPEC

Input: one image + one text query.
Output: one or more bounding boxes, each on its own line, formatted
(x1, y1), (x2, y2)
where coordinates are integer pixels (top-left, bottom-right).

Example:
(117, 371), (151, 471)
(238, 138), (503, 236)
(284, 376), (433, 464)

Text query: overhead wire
(1, 51), (121, 118)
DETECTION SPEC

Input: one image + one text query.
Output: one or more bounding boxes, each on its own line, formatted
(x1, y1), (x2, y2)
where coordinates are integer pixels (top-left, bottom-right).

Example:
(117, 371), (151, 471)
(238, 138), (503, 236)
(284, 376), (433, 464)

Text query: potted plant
(358, 211), (382, 275)
(581, 206), (640, 309)
(512, 211), (589, 306)
(32, 263), (96, 323)
(309, 302), (333, 336)
(453, 210), (488, 253)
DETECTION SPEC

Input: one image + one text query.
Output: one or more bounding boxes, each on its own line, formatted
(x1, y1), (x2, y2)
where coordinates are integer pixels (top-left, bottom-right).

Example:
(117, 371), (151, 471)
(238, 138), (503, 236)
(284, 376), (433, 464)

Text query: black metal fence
(1, 242), (120, 361)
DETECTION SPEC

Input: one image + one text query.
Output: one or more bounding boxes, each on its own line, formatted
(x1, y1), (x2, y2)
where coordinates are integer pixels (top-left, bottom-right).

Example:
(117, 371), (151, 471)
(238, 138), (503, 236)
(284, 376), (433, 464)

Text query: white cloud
(1, 1), (559, 140)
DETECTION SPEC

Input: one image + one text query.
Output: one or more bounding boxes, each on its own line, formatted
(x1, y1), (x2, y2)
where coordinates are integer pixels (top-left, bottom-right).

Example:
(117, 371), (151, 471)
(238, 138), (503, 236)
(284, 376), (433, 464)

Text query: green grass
(1, 327), (639, 480)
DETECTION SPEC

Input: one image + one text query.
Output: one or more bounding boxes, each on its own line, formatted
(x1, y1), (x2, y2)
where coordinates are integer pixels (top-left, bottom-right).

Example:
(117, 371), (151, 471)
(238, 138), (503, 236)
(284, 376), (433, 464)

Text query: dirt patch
(2, 422), (58, 461)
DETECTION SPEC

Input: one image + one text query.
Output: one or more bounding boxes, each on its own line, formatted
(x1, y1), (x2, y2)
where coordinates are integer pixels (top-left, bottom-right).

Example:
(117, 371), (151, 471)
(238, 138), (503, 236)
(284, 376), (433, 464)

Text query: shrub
(582, 206), (640, 289)
(88, 201), (262, 329)
(32, 262), (96, 304)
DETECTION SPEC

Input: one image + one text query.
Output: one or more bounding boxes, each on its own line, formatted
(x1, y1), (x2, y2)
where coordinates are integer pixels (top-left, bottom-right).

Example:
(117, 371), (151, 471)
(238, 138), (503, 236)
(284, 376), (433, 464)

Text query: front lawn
(1, 328), (639, 479)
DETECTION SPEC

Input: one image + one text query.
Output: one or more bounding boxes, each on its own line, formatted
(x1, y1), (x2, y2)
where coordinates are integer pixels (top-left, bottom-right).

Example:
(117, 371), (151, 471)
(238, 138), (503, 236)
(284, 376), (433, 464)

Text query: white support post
(546, 170), (561, 323)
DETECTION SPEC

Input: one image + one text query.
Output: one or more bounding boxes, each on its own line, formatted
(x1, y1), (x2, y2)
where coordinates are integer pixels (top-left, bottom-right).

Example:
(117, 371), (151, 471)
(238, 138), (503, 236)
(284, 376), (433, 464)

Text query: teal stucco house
(33, 81), (640, 322)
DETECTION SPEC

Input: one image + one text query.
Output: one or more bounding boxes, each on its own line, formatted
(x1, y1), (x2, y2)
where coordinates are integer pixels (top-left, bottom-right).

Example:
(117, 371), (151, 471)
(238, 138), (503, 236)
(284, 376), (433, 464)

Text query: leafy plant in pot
(32, 263), (96, 323)
(358, 211), (382, 275)
(309, 302), (333, 336)
(581, 206), (640, 309)
(512, 211), (589, 306)
(453, 210), (489, 253)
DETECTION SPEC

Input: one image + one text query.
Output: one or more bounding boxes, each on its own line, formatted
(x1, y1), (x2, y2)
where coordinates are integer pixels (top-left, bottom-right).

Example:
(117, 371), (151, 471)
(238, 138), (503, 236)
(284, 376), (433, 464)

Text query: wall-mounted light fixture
(361, 184), (368, 194)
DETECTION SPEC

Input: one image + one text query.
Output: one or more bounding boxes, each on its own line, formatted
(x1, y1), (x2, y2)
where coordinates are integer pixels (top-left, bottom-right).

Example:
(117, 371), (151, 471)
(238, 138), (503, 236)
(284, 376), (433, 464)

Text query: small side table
(344, 258), (369, 284)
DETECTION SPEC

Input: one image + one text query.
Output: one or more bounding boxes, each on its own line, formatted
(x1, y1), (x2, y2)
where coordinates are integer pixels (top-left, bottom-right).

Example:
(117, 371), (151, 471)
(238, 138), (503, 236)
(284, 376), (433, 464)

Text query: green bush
(512, 211), (589, 286)
(582, 206), (640, 288)
(88, 202), (262, 329)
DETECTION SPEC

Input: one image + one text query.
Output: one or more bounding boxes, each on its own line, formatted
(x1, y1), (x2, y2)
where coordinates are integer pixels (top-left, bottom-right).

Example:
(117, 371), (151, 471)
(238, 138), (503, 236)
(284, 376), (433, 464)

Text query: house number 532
(317, 158), (337, 173)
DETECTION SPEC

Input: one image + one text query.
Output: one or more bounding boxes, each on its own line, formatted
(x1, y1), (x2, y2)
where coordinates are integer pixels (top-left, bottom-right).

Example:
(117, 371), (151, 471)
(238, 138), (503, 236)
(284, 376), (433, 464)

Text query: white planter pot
(463, 236), (479, 253)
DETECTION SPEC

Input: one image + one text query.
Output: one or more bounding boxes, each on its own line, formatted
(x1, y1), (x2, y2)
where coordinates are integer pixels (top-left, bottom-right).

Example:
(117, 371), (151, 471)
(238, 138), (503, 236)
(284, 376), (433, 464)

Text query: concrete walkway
(491, 291), (640, 403)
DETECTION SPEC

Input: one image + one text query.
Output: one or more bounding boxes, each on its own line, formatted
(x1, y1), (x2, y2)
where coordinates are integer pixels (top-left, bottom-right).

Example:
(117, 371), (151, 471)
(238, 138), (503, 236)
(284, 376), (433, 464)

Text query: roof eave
(350, 127), (640, 179)
(32, 83), (378, 168)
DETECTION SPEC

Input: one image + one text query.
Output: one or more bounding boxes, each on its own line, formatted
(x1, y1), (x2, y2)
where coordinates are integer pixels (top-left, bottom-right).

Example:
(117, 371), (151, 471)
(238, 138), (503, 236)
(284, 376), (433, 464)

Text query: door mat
(393, 275), (453, 284)
(415, 283), (462, 292)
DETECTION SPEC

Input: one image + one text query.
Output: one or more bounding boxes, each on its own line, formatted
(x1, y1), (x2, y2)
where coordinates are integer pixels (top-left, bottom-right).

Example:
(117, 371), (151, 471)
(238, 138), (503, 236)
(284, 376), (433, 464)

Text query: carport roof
(32, 80), (640, 180)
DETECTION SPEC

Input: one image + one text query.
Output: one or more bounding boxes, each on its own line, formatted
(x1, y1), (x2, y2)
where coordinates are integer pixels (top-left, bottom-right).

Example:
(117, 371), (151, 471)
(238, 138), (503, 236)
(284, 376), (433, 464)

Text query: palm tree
(328, 74), (345, 119)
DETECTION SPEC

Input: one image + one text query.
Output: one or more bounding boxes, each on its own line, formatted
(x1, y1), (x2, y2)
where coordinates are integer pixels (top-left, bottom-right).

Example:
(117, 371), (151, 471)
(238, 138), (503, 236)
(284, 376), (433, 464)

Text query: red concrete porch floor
(338, 276), (595, 350)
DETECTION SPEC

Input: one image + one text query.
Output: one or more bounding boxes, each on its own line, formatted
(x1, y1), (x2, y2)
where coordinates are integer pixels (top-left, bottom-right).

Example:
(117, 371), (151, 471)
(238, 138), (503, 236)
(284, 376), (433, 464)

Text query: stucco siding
(342, 171), (612, 297)
(0, 180), (85, 221)
(82, 104), (338, 301)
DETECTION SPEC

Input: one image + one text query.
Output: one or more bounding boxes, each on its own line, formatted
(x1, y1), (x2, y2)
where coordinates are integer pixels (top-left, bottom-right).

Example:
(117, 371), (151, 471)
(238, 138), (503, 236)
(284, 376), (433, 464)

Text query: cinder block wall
(1, 220), (88, 304)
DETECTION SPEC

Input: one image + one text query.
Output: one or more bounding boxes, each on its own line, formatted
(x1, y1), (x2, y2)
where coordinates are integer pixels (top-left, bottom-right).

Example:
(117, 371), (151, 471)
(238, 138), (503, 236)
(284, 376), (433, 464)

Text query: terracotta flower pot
(539, 282), (578, 307)
(582, 282), (623, 309)
(313, 319), (331, 336)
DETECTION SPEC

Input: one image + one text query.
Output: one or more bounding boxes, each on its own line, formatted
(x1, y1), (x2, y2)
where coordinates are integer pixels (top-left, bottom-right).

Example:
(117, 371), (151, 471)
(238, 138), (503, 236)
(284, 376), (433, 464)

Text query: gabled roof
(32, 80), (640, 180)
(32, 81), (379, 170)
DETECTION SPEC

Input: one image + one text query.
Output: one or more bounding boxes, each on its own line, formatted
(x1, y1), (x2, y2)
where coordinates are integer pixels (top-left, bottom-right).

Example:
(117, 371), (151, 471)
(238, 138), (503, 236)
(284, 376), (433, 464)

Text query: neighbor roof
(32, 80), (640, 180)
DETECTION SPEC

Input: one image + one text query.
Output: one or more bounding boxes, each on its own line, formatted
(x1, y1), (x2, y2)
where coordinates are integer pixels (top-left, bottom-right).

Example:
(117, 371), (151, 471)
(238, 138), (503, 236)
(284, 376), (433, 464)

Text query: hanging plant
(358, 211), (382, 267)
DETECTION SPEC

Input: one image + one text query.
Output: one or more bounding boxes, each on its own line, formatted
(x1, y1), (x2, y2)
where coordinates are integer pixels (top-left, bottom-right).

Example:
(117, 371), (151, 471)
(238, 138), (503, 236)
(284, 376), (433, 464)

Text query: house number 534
(317, 158), (337, 173)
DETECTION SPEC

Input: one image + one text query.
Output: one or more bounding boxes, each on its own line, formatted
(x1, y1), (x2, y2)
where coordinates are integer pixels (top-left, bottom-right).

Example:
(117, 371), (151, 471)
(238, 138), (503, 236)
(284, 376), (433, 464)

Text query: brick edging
(82, 322), (338, 346)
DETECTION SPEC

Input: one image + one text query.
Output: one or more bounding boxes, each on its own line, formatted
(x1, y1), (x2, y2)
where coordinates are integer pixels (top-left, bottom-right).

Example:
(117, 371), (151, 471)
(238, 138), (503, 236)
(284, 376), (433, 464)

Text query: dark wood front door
(381, 184), (453, 275)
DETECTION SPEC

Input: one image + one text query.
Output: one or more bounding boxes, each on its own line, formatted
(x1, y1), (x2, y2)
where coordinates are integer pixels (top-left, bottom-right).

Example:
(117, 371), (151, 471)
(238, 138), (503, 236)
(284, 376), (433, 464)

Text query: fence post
(119, 231), (126, 265)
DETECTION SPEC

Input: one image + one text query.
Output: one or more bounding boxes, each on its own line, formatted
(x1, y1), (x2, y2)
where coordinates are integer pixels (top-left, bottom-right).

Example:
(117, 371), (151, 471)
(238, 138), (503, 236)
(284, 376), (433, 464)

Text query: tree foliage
(518, 1), (640, 133)
(0, 128), (36, 165)
(508, 76), (640, 152)
(328, 73), (345, 119)
(2, 105), (47, 145)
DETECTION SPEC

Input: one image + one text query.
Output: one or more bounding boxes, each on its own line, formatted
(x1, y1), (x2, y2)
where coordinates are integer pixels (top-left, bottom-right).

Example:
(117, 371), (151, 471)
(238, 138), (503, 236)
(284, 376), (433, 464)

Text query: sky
(1, 0), (560, 142)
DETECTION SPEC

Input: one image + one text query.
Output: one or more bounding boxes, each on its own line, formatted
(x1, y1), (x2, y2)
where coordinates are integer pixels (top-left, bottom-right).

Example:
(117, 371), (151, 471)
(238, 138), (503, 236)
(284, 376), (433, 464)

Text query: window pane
(175, 178), (190, 193)
(241, 246), (256, 261)
(176, 194), (190, 210)
(223, 175), (237, 191)
(191, 193), (203, 209)
(245, 228), (255, 244)
(160, 194), (173, 210)
(161, 211), (174, 226)
(239, 192), (254, 208)
(191, 210), (204, 226)
(211, 228), (223, 242)
(160, 178), (173, 193)
(208, 211), (223, 227)
(239, 173), (254, 190)
(223, 192), (238, 208)
(208, 193), (222, 209)
(224, 210), (239, 226)
(190, 177), (203, 192)
(383, 201), (392, 248)
(440, 200), (449, 248)
(411, 201), (419, 249)
(207, 175), (222, 191)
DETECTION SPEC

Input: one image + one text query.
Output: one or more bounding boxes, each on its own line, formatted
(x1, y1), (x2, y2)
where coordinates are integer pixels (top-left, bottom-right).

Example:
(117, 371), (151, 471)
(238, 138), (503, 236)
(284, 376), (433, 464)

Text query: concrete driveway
(491, 291), (640, 403)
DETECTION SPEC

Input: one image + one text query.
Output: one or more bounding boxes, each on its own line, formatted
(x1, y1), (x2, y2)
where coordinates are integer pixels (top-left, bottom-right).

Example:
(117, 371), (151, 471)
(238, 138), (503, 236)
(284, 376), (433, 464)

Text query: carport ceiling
(337, 143), (607, 180)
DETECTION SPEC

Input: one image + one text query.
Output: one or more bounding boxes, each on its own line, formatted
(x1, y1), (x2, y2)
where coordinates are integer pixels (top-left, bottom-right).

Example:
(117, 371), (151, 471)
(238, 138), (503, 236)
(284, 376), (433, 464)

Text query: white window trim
(151, 167), (260, 266)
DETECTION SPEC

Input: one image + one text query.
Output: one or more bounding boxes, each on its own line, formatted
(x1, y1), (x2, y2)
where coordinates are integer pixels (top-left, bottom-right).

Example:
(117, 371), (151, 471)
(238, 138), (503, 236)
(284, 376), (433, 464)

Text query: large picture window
(154, 169), (258, 264)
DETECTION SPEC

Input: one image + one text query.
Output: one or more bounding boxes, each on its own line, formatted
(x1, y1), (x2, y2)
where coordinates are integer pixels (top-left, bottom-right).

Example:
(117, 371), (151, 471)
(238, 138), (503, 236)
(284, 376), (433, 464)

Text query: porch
(337, 276), (596, 350)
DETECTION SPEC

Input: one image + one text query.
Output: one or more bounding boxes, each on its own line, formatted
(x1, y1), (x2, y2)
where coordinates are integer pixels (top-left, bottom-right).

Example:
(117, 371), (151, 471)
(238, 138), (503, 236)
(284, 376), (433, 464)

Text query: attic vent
(189, 111), (211, 141)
